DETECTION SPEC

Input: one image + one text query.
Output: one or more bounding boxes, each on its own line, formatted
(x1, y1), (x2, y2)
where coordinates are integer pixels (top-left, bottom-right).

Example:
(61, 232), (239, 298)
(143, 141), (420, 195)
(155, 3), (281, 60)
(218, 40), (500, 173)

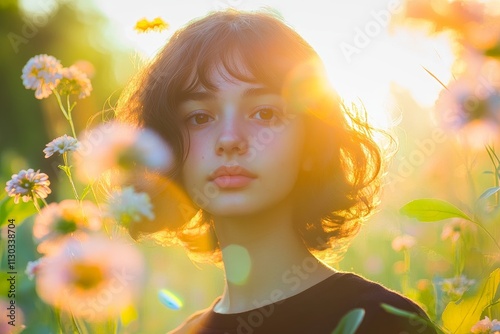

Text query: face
(179, 67), (306, 218)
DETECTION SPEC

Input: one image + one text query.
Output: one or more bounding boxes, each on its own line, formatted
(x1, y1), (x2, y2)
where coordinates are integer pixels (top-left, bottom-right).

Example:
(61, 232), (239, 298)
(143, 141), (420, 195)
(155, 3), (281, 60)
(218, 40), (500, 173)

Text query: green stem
(66, 94), (77, 139)
(402, 249), (410, 294)
(62, 152), (80, 201)
(53, 91), (77, 138)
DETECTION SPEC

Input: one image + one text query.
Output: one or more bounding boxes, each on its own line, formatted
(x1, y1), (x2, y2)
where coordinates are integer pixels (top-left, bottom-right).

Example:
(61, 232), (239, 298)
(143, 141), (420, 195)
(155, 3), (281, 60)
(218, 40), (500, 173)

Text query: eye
(251, 106), (281, 121)
(185, 112), (214, 125)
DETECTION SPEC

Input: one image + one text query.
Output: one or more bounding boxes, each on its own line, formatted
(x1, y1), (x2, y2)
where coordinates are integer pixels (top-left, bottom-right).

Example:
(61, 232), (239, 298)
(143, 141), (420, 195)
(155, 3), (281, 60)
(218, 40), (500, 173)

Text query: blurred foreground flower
(434, 73), (500, 146)
(401, 0), (500, 55)
(25, 258), (44, 280)
(33, 200), (102, 254)
(5, 168), (51, 204)
(57, 65), (93, 99)
(471, 316), (500, 334)
(1, 298), (25, 333)
(43, 134), (79, 158)
(440, 274), (476, 300)
(441, 218), (468, 242)
(36, 235), (144, 321)
(106, 186), (154, 228)
(134, 17), (169, 33)
(21, 54), (63, 99)
(391, 234), (416, 252)
(75, 122), (173, 182)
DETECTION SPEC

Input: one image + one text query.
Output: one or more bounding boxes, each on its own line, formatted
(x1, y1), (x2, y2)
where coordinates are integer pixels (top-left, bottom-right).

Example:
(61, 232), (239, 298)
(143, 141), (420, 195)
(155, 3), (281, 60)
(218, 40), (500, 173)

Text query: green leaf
(0, 193), (37, 227)
(381, 304), (443, 334)
(478, 187), (500, 201)
(442, 268), (500, 333)
(400, 199), (473, 222)
(80, 184), (92, 200)
(331, 308), (365, 334)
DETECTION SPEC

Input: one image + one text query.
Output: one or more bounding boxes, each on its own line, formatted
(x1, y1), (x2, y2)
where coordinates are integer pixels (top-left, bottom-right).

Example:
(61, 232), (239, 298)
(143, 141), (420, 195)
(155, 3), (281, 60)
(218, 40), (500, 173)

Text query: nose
(215, 116), (248, 156)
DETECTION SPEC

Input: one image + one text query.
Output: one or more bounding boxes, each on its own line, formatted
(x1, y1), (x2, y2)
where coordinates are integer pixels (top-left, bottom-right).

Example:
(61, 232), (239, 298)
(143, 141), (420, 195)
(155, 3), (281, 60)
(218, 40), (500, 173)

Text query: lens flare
(158, 289), (183, 310)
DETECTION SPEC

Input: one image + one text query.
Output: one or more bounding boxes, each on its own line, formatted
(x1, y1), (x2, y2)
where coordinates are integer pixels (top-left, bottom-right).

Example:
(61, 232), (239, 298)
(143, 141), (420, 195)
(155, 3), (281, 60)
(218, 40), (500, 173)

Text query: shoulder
(167, 307), (210, 334)
(331, 272), (436, 333)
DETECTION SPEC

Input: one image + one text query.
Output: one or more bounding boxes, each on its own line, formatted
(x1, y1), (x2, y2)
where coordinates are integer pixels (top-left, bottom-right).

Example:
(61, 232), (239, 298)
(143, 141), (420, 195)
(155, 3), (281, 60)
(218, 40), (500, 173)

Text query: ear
(301, 156), (314, 172)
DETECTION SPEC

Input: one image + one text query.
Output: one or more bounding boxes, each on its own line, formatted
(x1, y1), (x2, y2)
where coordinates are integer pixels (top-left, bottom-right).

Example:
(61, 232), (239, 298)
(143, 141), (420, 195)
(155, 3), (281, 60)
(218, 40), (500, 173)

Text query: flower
(439, 274), (476, 300)
(106, 186), (154, 227)
(441, 218), (468, 242)
(57, 65), (92, 99)
(75, 122), (173, 182)
(21, 54), (63, 99)
(134, 17), (169, 33)
(391, 234), (416, 252)
(5, 169), (51, 204)
(471, 316), (500, 334)
(0, 298), (25, 333)
(33, 200), (102, 254)
(43, 134), (80, 158)
(35, 235), (145, 321)
(25, 258), (45, 280)
(434, 71), (500, 147)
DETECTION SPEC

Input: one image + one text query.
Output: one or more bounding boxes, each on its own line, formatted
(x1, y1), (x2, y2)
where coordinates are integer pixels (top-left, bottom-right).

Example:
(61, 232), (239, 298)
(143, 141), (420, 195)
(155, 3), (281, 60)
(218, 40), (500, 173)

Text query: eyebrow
(178, 86), (280, 103)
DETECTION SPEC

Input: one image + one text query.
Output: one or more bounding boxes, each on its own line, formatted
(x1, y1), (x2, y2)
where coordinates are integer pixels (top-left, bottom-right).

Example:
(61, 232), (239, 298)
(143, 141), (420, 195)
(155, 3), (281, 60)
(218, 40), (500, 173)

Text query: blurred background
(1, 0), (499, 332)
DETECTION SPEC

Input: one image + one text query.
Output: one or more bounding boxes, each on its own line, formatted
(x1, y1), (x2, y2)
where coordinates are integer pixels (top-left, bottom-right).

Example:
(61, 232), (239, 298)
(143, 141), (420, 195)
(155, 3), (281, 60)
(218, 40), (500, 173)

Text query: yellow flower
(35, 235), (145, 321)
(134, 17), (169, 33)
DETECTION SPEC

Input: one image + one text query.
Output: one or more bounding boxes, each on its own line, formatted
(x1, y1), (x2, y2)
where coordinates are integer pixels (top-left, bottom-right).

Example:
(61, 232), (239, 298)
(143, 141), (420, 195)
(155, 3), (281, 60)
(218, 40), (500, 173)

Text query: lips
(209, 165), (257, 188)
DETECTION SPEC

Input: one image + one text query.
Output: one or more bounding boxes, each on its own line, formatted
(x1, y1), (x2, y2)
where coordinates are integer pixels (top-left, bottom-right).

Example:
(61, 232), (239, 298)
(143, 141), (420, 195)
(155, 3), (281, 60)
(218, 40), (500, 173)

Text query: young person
(117, 9), (437, 334)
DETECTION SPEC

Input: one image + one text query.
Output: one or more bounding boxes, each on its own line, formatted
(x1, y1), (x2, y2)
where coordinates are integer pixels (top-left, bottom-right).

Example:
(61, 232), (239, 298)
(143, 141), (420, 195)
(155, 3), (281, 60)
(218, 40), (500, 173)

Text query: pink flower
(35, 235), (145, 321)
(33, 200), (102, 254)
(75, 122), (173, 183)
(391, 234), (416, 252)
(471, 316), (500, 334)
(5, 169), (51, 204)
(21, 54), (63, 99)
(441, 218), (468, 242)
(57, 65), (93, 99)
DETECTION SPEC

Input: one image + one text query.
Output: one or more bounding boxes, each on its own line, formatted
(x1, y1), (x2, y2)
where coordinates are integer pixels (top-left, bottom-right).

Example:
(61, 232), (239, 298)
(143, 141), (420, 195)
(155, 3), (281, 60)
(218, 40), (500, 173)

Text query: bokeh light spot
(158, 289), (183, 310)
(222, 244), (251, 285)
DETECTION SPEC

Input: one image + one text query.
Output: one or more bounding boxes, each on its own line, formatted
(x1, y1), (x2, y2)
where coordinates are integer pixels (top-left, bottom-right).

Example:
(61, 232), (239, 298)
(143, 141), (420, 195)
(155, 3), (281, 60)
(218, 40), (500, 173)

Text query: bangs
(172, 10), (317, 96)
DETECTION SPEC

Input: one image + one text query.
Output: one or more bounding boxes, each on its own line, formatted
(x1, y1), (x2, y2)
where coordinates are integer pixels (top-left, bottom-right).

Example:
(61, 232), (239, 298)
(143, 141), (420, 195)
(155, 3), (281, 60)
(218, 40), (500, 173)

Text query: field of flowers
(0, 0), (499, 333)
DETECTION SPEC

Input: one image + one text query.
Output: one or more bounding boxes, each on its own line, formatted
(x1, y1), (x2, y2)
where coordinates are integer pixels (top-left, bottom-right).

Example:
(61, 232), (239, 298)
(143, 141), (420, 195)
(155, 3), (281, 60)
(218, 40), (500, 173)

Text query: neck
(212, 200), (334, 314)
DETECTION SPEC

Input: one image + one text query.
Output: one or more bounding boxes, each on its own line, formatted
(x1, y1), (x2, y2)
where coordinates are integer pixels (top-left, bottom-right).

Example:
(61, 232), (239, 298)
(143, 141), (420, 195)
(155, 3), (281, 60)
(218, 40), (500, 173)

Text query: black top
(169, 272), (437, 334)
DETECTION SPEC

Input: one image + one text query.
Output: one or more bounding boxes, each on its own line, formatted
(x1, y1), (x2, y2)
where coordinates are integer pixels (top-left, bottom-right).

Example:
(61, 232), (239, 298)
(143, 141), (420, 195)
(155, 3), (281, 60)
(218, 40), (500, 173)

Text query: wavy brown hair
(116, 9), (386, 265)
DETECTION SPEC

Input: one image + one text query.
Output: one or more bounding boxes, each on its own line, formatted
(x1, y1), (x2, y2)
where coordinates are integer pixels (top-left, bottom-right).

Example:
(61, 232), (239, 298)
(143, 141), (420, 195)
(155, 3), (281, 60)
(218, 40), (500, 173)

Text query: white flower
(391, 234), (416, 252)
(106, 186), (154, 227)
(5, 169), (51, 204)
(440, 275), (476, 300)
(21, 54), (63, 99)
(75, 122), (173, 182)
(58, 65), (92, 99)
(25, 258), (44, 280)
(43, 134), (79, 158)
